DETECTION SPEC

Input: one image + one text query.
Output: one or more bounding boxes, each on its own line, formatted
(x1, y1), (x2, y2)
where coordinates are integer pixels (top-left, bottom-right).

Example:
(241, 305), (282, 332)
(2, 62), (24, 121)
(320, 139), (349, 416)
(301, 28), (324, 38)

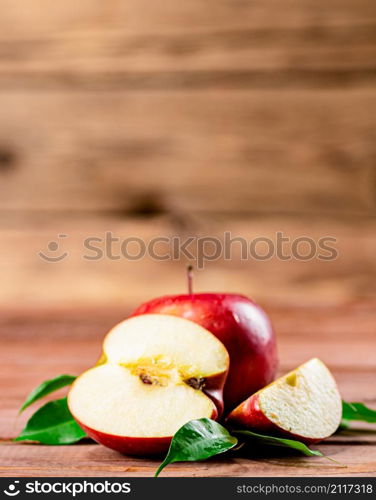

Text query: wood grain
(1, 0), (375, 38)
(0, 0), (375, 218)
(0, 303), (375, 477)
(0, 215), (375, 307)
(1, 25), (376, 73)
(0, 91), (375, 216)
(0, 0), (375, 304)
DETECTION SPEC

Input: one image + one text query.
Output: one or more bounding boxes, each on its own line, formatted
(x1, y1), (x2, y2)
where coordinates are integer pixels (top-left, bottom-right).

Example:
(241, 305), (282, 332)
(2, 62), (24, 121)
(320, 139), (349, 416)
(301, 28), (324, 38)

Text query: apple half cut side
(227, 358), (342, 443)
(68, 314), (229, 455)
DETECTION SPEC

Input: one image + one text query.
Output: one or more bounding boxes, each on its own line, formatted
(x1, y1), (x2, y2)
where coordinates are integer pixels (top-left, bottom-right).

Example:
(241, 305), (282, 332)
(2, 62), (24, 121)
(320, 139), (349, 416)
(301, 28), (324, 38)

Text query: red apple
(227, 358), (342, 443)
(68, 314), (229, 455)
(132, 292), (278, 411)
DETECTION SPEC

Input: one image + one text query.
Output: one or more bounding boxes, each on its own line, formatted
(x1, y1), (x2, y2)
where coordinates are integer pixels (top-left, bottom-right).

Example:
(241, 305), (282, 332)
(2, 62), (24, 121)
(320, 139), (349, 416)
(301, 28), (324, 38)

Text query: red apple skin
(132, 294), (278, 412)
(227, 393), (322, 444)
(74, 407), (218, 456)
(190, 370), (227, 418)
(75, 418), (172, 456)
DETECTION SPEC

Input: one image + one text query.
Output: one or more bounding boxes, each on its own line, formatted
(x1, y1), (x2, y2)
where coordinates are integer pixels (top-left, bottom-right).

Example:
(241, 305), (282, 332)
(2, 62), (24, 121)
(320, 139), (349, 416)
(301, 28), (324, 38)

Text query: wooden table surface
(1, 302), (375, 477)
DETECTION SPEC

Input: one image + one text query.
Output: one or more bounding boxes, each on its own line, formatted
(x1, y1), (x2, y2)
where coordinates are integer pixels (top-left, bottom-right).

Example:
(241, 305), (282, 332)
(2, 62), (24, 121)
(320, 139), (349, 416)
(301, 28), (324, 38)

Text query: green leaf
(20, 374), (76, 413)
(155, 418), (238, 477)
(338, 419), (350, 430)
(233, 430), (344, 466)
(232, 429), (323, 457)
(342, 401), (376, 424)
(15, 397), (86, 445)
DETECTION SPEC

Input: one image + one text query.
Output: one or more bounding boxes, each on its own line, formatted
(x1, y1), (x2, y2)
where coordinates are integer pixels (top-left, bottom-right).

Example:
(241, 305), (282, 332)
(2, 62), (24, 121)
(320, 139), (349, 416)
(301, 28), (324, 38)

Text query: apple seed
(184, 377), (206, 390)
(139, 373), (153, 385)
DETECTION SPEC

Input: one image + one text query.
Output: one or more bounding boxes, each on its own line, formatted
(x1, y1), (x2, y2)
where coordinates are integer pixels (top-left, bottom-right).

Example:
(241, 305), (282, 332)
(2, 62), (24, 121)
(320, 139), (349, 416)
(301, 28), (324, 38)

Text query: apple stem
(187, 265), (194, 295)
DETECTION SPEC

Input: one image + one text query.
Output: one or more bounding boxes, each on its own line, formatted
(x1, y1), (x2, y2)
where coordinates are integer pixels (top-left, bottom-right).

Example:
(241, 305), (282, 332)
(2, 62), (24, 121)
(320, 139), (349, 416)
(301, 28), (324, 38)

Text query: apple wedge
(227, 358), (342, 443)
(68, 314), (229, 455)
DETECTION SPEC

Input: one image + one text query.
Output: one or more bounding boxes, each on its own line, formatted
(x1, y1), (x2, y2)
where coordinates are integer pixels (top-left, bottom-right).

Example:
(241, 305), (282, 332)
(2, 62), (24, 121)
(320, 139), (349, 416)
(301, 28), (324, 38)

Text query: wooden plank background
(0, 0), (375, 308)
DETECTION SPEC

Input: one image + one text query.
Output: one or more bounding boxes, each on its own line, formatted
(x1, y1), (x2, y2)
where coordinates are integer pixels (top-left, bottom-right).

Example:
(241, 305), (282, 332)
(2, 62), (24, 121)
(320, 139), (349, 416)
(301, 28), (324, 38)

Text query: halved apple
(227, 358), (342, 443)
(68, 314), (229, 455)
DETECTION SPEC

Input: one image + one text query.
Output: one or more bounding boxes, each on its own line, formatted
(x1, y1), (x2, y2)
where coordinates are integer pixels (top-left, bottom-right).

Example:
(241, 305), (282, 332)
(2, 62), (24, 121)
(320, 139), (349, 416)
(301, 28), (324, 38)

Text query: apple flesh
(68, 314), (229, 455)
(132, 293), (278, 411)
(227, 358), (342, 443)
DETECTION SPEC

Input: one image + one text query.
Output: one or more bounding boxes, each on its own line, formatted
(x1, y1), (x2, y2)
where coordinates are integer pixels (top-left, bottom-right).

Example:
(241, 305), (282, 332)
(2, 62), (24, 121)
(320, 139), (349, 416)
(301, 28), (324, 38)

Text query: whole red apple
(132, 292), (278, 411)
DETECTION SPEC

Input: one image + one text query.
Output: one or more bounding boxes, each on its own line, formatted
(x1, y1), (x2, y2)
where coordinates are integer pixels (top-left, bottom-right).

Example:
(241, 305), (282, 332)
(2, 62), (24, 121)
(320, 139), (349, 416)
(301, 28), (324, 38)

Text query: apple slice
(68, 314), (229, 455)
(227, 358), (342, 443)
